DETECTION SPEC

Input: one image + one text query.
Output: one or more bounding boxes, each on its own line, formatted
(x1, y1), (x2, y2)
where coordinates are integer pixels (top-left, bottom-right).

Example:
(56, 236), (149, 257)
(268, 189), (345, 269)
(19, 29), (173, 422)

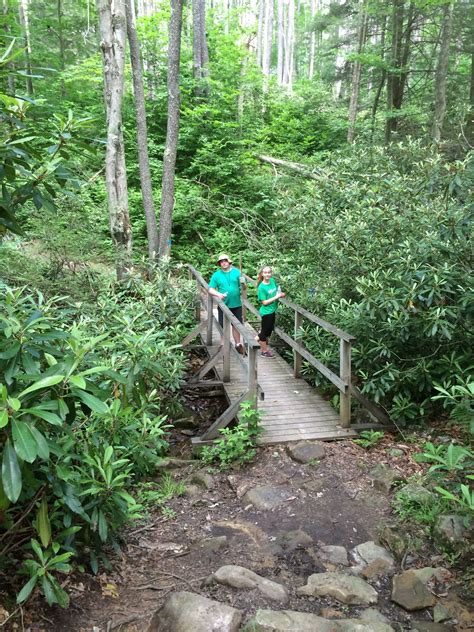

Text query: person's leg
(259, 314), (275, 356)
(230, 307), (244, 352)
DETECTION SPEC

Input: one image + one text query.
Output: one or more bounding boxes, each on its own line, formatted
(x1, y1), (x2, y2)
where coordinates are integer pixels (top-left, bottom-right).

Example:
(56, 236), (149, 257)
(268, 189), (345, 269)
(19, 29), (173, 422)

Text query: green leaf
(69, 375), (86, 389)
(0, 341), (21, 359)
(0, 409), (8, 429)
(19, 374), (65, 398)
(103, 445), (113, 465)
(98, 510), (108, 542)
(24, 408), (63, 426)
(74, 390), (109, 414)
(12, 418), (38, 463)
(2, 439), (22, 502)
(16, 575), (38, 604)
(30, 426), (50, 459)
(41, 575), (56, 606)
(36, 497), (51, 548)
(44, 353), (57, 366)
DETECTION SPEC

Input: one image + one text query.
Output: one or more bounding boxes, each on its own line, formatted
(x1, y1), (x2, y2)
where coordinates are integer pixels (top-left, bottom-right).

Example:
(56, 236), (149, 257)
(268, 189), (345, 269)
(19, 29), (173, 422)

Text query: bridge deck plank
(194, 315), (355, 444)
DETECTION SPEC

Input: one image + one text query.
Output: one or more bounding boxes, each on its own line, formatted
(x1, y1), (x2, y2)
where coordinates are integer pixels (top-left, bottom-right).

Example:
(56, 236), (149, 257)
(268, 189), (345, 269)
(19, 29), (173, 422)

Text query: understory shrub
(0, 263), (194, 607)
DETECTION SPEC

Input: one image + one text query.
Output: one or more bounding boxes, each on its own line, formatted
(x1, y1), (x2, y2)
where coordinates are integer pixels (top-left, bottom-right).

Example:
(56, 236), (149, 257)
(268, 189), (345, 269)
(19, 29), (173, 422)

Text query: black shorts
(218, 306), (243, 329)
(258, 313), (276, 342)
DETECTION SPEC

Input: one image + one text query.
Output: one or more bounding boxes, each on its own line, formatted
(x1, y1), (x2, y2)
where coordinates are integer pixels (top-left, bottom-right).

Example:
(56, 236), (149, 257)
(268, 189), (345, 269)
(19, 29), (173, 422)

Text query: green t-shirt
(209, 267), (242, 308)
(258, 278), (279, 315)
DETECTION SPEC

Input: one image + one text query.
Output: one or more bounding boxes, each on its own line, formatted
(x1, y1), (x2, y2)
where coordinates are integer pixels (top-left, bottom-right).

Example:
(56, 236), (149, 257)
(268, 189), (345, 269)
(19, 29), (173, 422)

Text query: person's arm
(261, 292), (285, 306)
(209, 287), (226, 300)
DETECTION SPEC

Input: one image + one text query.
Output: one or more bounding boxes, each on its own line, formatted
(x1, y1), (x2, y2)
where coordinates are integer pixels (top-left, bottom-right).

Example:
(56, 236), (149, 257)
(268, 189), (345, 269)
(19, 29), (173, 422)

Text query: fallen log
(258, 154), (324, 179)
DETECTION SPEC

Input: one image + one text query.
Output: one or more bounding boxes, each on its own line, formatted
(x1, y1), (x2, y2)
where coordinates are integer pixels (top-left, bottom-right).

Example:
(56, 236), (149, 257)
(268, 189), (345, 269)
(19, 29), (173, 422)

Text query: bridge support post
(223, 314), (231, 382)
(206, 294), (213, 345)
(294, 311), (302, 378)
(340, 339), (351, 427)
(247, 346), (258, 409)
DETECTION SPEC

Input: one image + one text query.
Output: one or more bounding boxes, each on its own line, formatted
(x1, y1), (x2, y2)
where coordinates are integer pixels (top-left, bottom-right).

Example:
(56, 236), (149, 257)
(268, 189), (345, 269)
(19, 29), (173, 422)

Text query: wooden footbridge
(182, 265), (389, 447)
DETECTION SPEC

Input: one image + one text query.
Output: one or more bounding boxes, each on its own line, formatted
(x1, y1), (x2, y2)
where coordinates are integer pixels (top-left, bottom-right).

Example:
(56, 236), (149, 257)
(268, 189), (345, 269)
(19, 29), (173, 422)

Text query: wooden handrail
(241, 272), (355, 428)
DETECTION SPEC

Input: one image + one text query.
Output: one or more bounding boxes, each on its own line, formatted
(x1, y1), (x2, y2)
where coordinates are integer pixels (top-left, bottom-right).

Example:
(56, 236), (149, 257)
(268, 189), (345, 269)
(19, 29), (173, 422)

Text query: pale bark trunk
(57, 0), (66, 97)
(276, 0), (284, 83)
(193, 0), (209, 97)
(18, 0), (33, 96)
(347, 6), (368, 143)
(257, 0), (264, 67)
(286, 0), (294, 91)
(125, 0), (159, 264)
(308, 0), (316, 80)
(96, 0), (132, 280)
(431, 1), (454, 144)
(3, 0), (15, 94)
(262, 0), (273, 78)
(158, 0), (184, 258)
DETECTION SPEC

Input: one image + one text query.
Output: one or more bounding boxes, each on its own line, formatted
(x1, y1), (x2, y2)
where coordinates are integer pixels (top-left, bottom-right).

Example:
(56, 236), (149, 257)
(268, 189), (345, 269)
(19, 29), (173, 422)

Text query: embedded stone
(369, 463), (403, 493)
(391, 570), (437, 610)
(433, 514), (469, 548)
(190, 471), (214, 490)
(245, 609), (336, 631)
(193, 536), (227, 552)
(319, 544), (349, 566)
(397, 484), (434, 505)
(352, 541), (395, 576)
(244, 486), (294, 510)
(411, 624), (455, 632)
(212, 565), (288, 603)
(297, 572), (378, 605)
(274, 529), (313, 552)
(147, 591), (242, 632)
(286, 441), (326, 464)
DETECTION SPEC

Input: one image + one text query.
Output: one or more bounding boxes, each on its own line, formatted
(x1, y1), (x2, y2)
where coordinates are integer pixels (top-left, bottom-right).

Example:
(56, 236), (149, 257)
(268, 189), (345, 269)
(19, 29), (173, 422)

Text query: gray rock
(359, 608), (391, 625)
(319, 544), (349, 566)
(286, 441), (326, 464)
(184, 484), (202, 498)
(244, 609), (336, 631)
(193, 535), (227, 552)
(190, 471), (214, 490)
(369, 463), (403, 493)
(411, 624), (455, 632)
(433, 514), (469, 548)
(351, 541), (395, 576)
(302, 478), (325, 492)
(397, 484), (434, 505)
(212, 565), (289, 603)
(274, 529), (313, 552)
(387, 448), (404, 457)
(391, 570), (437, 610)
(379, 524), (409, 559)
(244, 486), (294, 510)
(155, 458), (198, 470)
(433, 603), (450, 623)
(147, 591), (242, 632)
(297, 572), (378, 605)
(337, 620), (394, 632)
(245, 610), (394, 632)
(174, 417), (199, 429)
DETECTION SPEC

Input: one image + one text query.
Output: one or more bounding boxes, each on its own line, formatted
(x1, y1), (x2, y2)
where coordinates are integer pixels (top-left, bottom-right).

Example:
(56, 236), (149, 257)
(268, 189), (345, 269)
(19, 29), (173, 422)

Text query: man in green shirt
(208, 253), (245, 354)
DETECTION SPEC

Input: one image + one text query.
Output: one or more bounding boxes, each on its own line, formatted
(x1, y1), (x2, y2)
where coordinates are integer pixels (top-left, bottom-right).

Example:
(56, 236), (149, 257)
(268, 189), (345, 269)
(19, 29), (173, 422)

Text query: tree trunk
(57, 0), (66, 97)
(262, 0), (273, 80)
(370, 14), (387, 140)
(286, 0), (295, 92)
(308, 0), (316, 80)
(125, 0), (159, 265)
(467, 49), (474, 146)
(192, 0), (209, 97)
(276, 0), (284, 83)
(96, 0), (132, 280)
(3, 0), (15, 94)
(18, 0), (33, 96)
(257, 0), (264, 68)
(431, 1), (454, 144)
(158, 0), (184, 259)
(347, 4), (368, 143)
(385, 0), (403, 142)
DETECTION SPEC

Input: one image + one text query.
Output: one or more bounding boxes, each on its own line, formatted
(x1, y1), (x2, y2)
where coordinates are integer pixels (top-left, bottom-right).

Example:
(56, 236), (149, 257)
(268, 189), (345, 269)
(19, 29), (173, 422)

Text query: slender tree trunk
(286, 0), (295, 92)
(18, 0), (33, 96)
(467, 50), (474, 145)
(431, 1), (454, 144)
(257, 0), (264, 67)
(370, 13), (387, 139)
(3, 0), (15, 94)
(125, 0), (159, 264)
(385, 0), (403, 142)
(262, 0), (273, 80)
(276, 0), (284, 83)
(347, 4), (368, 143)
(96, 0), (132, 280)
(158, 0), (183, 258)
(308, 0), (316, 79)
(192, 0), (209, 97)
(57, 0), (66, 97)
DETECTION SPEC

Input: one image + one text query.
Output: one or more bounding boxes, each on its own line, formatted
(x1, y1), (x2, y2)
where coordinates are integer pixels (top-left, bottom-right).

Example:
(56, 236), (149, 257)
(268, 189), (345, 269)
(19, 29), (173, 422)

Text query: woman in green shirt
(256, 266), (285, 358)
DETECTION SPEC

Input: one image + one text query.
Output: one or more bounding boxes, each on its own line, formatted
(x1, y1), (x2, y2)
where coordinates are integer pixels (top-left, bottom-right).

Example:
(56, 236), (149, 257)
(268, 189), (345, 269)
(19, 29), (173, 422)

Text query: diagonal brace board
(201, 390), (250, 440)
(189, 346), (223, 383)
(181, 320), (207, 347)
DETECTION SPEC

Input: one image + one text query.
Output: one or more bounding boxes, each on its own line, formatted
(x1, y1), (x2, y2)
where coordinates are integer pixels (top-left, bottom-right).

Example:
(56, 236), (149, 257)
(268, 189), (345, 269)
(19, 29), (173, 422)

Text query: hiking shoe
(261, 350), (274, 358)
(236, 343), (245, 355)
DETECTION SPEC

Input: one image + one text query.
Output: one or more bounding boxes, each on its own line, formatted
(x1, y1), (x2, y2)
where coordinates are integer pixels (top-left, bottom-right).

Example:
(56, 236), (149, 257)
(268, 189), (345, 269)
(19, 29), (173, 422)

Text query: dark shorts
(258, 313), (276, 341)
(218, 306), (243, 329)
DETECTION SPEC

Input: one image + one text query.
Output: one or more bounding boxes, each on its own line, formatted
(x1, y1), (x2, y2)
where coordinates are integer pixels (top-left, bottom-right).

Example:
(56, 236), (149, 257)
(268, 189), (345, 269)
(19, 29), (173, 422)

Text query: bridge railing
(241, 273), (355, 428)
(183, 265), (262, 441)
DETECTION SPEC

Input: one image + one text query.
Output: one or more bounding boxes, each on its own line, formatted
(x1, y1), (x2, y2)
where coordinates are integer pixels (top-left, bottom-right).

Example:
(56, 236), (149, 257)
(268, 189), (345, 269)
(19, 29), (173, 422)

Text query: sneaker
(261, 350), (274, 358)
(236, 343), (245, 355)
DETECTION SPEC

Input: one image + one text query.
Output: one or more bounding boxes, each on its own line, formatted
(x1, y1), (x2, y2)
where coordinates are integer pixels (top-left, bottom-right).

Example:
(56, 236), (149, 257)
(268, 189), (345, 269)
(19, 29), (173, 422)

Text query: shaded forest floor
(20, 434), (473, 631)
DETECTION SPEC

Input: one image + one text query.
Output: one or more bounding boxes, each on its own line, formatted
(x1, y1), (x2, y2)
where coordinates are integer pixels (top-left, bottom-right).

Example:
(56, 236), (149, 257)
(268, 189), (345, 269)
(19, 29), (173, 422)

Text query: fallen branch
(258, 155), (324, 180)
